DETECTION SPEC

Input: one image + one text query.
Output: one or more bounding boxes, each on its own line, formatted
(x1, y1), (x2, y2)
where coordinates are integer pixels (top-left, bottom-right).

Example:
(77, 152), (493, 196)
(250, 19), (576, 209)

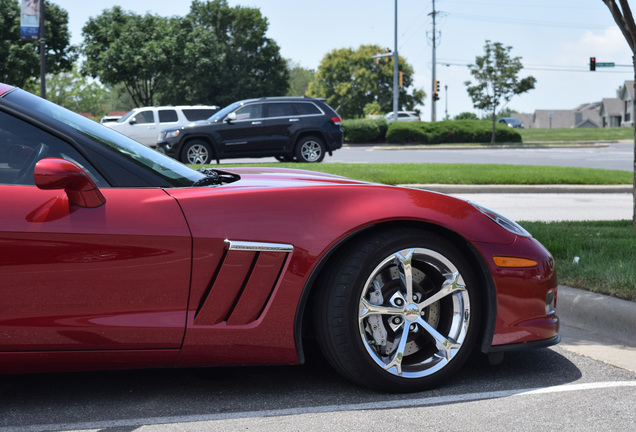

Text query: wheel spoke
(416, 316), (460, 361)
(394, 249), (415, 303)
(383, 325), (410, 374)
(418, 271), (465, 309)
(359, 297), (403, 319)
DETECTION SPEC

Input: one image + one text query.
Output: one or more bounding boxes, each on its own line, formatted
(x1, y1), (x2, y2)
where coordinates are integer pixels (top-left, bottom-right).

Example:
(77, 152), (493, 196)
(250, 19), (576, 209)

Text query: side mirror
(129, 117), (137, 125)
(34, 158), (106, 208)
(225, 112), (237, 123)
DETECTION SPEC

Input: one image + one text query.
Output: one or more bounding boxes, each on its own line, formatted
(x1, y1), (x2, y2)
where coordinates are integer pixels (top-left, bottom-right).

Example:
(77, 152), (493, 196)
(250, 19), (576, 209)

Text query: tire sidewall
(182, 140), (213, 164)
(295, 136), (325, 162)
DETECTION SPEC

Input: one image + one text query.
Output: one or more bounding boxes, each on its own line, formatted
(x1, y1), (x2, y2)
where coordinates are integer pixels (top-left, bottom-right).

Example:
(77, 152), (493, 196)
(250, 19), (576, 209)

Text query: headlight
(164, 130), (180, 139)
(470, 202), (532, 238)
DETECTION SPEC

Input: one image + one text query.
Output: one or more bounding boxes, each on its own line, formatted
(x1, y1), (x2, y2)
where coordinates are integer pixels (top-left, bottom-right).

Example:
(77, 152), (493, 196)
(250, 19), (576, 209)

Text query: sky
(52, 0), (634, 120)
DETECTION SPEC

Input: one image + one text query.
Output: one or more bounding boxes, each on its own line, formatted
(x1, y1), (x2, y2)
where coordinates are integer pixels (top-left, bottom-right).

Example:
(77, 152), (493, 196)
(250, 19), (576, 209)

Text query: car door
(215, 103), (266, 157)
(127, 109), (158, 146)
(259, 102), (298, 154)
(0, 110), (192, 352)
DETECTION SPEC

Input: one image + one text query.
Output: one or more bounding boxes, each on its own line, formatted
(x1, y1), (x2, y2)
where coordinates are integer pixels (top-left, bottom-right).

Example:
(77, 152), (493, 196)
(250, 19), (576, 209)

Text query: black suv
(157, 97), (343, 164)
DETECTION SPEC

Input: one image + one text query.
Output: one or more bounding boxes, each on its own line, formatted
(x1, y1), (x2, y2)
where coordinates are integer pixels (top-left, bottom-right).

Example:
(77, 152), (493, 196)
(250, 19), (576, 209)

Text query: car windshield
(208, 101), (243, 122)
(5, 89), (206, 187)
(115, 110), (135, 123)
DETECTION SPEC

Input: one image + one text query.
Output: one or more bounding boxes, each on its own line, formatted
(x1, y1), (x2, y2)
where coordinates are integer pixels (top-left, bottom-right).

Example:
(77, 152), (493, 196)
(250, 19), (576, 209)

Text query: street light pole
(393, 0), (398, 122)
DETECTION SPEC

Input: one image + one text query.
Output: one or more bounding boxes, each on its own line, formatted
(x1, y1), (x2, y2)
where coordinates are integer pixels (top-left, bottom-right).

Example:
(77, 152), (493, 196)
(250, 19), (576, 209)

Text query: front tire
(295, 136), (325, 162)
(182, 140), (213, 164)
(314, 228), (481, 392)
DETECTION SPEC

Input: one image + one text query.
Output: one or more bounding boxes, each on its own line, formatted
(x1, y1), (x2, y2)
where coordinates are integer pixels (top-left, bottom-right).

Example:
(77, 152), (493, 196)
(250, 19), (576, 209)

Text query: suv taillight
(331, 116), (342, 125)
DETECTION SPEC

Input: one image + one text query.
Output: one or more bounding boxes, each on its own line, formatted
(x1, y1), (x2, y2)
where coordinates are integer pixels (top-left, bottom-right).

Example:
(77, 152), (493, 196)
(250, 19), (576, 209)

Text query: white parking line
(3, 381), (635, 432)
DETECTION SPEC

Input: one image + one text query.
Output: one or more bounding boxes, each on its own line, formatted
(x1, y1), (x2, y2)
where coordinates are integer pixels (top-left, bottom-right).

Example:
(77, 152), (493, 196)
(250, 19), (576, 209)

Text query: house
(617, 80), (634, 128)
(516, 103), (601, 129)
(600, 98), (622, 127)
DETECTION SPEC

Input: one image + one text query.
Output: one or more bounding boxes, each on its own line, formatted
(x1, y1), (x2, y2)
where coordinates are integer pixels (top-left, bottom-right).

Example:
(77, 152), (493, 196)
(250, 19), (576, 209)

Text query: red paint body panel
(0, 185), (191, 352)
(0, 83), (13, 97)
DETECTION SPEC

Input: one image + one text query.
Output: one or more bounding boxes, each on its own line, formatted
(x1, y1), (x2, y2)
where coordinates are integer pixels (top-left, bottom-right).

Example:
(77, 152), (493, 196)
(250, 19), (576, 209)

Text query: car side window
(182, 109), (217, 121)
(0, 111), (105, 186)
(293, 102), (321, 115)
(158, 110), (178, 123)
(133, 110), (154, 124)
(234, 104), (263, 121)
(266, 103), (296, 118)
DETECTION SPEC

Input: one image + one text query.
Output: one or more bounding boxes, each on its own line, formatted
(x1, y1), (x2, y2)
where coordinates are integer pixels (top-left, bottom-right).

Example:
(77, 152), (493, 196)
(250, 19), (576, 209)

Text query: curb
(557, 285), (636, 348)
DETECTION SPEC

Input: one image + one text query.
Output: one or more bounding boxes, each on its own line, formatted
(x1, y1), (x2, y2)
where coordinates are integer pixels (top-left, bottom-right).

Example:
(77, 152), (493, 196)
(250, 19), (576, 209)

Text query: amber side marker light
(493, 256), (538, 268)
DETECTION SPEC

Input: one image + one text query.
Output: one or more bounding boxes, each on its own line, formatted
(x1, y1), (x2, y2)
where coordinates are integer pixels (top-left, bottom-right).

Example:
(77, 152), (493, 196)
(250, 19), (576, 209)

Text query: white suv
(103, 105), (219, 147)
(384, 111), (421, 123)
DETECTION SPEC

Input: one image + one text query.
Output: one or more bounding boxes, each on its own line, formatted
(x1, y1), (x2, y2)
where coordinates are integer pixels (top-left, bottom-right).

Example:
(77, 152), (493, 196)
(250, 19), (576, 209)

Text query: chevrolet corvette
(0, 83), (559, 392)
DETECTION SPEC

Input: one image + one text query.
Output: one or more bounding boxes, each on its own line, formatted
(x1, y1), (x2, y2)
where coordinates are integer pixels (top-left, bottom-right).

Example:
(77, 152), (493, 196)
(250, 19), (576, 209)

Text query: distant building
(510, 80), (636, 128)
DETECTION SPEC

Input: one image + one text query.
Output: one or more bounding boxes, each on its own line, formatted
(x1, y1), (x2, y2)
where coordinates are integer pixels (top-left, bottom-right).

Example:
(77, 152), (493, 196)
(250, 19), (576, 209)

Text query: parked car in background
(99, 115), (122, 124)
(497, 117), (524, 128)
(103, 105), (219, 147)
(157, 96), (343, 164)
(384, 111), (421, 123)
(0, 82), (559, 392)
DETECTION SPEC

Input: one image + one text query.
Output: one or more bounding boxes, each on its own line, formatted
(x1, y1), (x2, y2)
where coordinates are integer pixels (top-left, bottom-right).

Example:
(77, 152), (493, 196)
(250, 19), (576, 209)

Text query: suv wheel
(295, 136), (325, 163)
(182, 140), (213, 164)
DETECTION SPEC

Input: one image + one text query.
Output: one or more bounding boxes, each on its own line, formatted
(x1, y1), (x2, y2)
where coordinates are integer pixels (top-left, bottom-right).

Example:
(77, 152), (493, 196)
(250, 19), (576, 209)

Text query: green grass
(519, 127), (634, 142)
(521, 220), (636, 301)
(212, 162), (633, 186)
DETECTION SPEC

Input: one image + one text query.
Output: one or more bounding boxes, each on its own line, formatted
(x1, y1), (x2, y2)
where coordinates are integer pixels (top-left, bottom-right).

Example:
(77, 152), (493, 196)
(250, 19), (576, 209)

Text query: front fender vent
(194, 240), (293, 326)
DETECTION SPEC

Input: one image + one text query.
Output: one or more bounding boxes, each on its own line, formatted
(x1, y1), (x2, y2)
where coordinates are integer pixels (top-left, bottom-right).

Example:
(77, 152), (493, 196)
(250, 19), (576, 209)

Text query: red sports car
(0, 83), (559, 392)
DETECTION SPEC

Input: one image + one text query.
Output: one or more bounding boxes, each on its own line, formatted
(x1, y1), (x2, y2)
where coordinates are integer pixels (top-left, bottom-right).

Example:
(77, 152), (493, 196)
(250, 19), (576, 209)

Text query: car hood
(212, 166), (374, 189)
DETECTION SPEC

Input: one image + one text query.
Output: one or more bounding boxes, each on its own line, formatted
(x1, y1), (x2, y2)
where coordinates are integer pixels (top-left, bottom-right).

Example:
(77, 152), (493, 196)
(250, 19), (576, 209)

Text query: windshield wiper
(192, 167), (238, 186)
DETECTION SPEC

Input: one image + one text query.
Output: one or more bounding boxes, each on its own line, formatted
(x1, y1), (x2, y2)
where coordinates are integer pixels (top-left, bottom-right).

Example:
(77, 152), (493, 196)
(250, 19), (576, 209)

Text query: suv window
(133, 110), (154, 124)
(294, 102), (322, 116)
(235, 104), (263, 121)
(158, 109), (178, 123)
(182, 108), (217, 121)
(266, 102), (296, 118)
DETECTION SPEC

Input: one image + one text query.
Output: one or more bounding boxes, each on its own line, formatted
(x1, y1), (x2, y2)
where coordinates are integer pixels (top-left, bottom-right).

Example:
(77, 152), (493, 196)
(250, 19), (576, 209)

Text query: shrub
(385, 120), (522, 144)
(342, 118), (388, 143)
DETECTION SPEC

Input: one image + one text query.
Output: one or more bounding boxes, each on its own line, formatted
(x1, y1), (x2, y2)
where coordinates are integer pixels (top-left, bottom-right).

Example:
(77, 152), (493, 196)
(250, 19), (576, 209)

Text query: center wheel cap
(404, 304), (420, 322)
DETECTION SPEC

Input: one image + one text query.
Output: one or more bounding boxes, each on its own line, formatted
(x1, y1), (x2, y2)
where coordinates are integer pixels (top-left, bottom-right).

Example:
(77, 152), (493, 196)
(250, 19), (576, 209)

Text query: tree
(602, 0), (636, 227)
(454, 112), (479, 121)
(23, 65), (108, 116)
(163, 0), (289, 107)
(81, 7), (179, 107)
(464, 41), (535, 143)
(0, 0), (76, 88)
(287, 61), (314, 96)
(307, 44), (424, 119)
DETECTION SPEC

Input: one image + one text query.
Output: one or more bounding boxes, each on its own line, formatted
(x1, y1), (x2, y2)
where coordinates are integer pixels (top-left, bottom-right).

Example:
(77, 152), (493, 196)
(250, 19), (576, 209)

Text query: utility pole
(444, 84), (448, 120)
(393, 0), (398, 122)
(429, 0), (439, 122)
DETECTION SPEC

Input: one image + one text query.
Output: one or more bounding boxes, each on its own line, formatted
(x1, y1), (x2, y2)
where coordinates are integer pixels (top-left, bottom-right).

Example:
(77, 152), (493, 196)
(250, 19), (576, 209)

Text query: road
(218, 142), (634, 171)
(1, 345), (635, 432)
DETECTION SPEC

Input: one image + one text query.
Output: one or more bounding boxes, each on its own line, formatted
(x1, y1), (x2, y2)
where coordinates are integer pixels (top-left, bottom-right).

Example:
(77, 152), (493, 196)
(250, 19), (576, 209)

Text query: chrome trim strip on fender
(225, 239), (294, 253)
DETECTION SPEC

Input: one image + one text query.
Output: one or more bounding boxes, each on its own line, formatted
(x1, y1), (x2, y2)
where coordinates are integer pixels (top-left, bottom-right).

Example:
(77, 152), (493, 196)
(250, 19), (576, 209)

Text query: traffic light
(399, 71), (403, 87)
(590, 57), (596, 71)
(385, 48), (391, 62)
(434, 79), (440, 93)
(433, 93), (439, 101)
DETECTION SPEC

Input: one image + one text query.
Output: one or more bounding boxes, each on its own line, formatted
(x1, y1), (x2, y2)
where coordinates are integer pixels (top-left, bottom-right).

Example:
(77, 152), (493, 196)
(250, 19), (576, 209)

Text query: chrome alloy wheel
(186, 143), (211, 164)
(299, 140), (322, 162)
(358, 247), (471, 378)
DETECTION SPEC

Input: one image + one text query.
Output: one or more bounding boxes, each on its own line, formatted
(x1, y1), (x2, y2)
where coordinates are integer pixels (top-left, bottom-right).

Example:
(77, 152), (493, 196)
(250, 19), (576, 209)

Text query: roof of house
(600, 98), (622, 116)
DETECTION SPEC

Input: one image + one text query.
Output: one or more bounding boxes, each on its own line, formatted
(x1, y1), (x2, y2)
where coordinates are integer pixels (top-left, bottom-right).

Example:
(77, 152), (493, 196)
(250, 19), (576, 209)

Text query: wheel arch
(293, 220), (497, 364)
